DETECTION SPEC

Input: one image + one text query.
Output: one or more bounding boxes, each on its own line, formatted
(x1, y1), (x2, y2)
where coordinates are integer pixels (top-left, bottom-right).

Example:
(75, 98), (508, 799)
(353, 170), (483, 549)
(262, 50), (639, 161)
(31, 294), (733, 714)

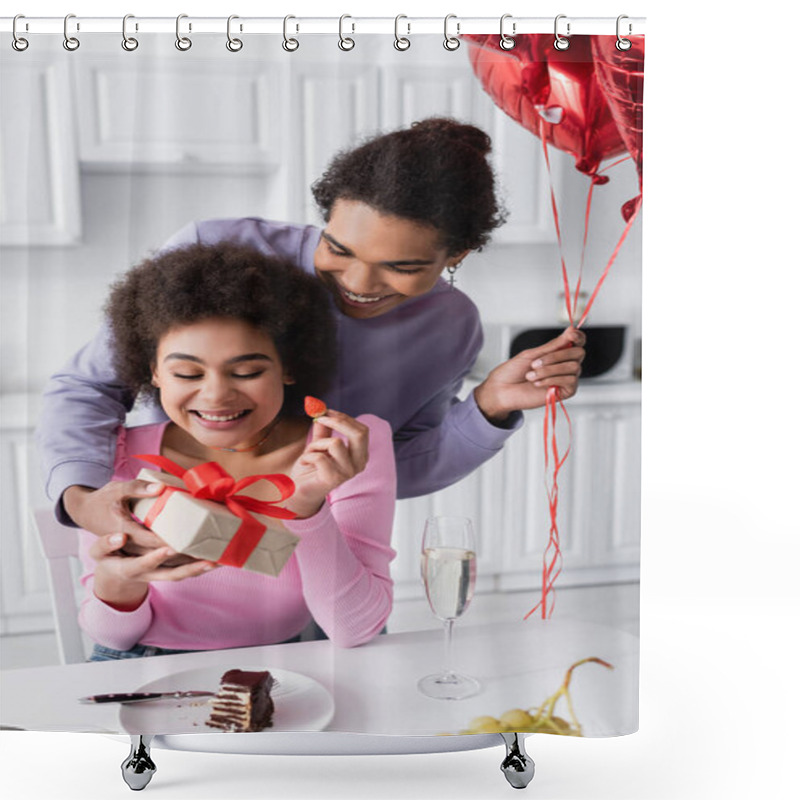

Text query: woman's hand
(474, 327), (586, 423)
(64, 480), (166, 553)
(89, 532), (217, 611)
(287, 410), (370, 519)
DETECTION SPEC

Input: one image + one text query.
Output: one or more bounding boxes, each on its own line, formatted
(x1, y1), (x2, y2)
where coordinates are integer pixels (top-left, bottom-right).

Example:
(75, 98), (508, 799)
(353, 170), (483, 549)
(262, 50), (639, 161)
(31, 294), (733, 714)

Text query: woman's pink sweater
(78, 415), (396, 650)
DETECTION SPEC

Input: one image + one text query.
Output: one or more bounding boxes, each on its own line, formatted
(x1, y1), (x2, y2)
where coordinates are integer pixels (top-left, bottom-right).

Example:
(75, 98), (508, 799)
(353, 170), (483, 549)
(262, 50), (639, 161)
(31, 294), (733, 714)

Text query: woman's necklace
(207, 416), (282, 454)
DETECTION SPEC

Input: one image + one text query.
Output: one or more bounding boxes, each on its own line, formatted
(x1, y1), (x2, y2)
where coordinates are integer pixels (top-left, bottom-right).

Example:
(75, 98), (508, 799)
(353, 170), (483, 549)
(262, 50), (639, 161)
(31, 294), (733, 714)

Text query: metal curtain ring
(12, 14), (29, 51)
(63, 13), (80, 51)
(394, 15), (410, 51)
(282, 15), (299, 52)
(554, 14), (570, 51)
(499, 14), (516, 50)
(121, 14), (139, 51)
(338, 15), (355, 51)
(616, 15), (632, 51)
(175, 14), (192, 51)
(226, 15), (243, 51)
(443, 14), (460, 51)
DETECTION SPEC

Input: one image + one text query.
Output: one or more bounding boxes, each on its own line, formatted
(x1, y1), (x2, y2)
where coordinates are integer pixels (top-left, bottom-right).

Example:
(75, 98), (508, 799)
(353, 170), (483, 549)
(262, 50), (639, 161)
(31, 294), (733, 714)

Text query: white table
(0, 619), (637, 750)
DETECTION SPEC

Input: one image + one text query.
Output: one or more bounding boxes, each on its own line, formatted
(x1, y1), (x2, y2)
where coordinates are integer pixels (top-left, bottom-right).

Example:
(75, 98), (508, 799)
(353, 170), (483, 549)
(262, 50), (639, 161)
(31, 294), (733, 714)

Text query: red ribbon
(526, 115), (642, 620)
(133, 453), (297, 569)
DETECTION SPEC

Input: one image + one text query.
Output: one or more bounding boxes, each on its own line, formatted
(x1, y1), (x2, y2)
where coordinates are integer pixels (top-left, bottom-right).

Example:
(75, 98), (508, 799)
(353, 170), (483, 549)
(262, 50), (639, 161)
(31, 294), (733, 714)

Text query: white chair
(31, 508), (89, 664)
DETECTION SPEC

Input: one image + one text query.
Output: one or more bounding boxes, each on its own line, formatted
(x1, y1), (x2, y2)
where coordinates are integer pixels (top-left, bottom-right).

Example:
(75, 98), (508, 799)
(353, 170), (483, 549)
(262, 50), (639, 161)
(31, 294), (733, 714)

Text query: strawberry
(304, 396), (327, 419)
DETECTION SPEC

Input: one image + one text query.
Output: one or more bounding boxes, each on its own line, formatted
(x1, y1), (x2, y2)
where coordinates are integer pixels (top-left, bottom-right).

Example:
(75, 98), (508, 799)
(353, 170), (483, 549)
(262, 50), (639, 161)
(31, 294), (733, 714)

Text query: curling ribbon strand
(133, 453), (297, 568)
(526, 115), (641, 619)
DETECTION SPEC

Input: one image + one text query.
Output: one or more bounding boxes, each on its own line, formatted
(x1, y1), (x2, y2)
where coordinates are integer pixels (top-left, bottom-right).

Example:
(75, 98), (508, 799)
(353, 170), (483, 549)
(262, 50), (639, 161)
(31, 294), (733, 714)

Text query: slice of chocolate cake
(207, 669), (275, 732)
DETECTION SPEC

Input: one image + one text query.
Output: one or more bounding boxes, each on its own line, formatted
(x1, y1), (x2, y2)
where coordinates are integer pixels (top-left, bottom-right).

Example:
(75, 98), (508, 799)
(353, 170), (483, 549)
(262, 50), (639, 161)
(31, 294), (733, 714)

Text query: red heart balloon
(466, 34), (627, 180)
(591, 36), (645, 219)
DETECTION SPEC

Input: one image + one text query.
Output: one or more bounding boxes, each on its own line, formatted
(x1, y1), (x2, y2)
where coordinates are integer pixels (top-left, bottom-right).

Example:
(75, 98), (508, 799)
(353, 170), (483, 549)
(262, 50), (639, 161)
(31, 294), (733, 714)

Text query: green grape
(499, 709), (535, 729)
(468, 716), (508, 734)
(450, 657), (613, 738)
(551, 716), (573, 733)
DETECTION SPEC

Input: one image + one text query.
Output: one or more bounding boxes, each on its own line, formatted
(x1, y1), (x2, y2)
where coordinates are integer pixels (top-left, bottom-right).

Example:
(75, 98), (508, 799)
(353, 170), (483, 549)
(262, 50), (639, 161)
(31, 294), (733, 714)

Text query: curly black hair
(311, 117), (507, 255)
(105, 242), (337, 417)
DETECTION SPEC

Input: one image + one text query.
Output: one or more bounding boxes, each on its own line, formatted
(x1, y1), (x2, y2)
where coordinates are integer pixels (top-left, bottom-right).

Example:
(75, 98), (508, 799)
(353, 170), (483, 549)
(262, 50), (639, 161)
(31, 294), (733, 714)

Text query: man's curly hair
(105, 242), (336, 417)
(311, 117), (507, 255)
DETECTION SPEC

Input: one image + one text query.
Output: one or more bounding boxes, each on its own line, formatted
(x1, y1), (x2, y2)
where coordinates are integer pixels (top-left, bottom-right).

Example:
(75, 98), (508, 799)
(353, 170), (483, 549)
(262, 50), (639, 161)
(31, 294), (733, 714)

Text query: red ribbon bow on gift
(133, 453), (297, 569)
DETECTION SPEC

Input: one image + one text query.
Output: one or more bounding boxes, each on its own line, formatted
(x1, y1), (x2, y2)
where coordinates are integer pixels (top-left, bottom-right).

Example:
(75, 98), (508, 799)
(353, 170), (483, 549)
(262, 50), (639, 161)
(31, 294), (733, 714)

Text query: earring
(446, 262), (462, 288)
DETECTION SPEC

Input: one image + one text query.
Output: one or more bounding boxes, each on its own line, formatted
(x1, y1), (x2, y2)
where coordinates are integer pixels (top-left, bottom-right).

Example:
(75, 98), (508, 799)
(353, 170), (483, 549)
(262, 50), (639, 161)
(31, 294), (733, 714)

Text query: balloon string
(576, 200), (641, 328)
(524, 386), (571, 620)
(574, 180), (595, 320)
(526, 117), (641, 620)
(597, 154), (633, 174)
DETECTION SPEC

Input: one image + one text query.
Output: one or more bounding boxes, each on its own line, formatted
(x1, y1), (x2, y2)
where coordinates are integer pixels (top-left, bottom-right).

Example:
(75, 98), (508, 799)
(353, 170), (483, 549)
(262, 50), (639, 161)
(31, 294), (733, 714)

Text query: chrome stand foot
(121, 735), (156, 791)
(500, 732), (535, 789)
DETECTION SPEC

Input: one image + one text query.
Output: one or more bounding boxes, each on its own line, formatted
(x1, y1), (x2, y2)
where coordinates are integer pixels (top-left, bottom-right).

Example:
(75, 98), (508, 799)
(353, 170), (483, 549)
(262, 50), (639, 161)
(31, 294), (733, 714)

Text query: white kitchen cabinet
(392, 439), (508, 601)
(285, 58), (380, 225)
(498, 391), (642, 590)
(390, 382), (641, 601)
(72, 45), (285, 172)
(1, 35), (560, 244)
(0, 395), (54, 636)
(3, 38), (555, 241)
(0, 49), (82, 246)
(483, 109), (558, 244)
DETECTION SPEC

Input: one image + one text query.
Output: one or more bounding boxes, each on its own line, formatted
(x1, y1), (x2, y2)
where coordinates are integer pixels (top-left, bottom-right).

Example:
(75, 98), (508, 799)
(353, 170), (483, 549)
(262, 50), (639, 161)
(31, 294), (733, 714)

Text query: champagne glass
(417, 516), (480, 700)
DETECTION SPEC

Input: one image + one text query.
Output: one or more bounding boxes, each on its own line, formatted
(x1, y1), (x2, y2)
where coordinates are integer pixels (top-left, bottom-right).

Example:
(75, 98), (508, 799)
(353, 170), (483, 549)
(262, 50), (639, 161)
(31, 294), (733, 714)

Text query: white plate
(119, 667), (334, 734)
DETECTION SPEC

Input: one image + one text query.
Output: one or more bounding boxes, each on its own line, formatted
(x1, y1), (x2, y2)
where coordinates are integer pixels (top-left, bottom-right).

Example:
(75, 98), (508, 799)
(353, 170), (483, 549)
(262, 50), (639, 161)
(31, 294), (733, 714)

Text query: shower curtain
(0, 11), (644, 773)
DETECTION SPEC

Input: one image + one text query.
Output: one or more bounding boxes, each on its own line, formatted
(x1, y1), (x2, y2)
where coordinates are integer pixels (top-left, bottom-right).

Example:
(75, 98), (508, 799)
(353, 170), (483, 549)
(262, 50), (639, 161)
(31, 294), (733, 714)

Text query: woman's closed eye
(232, 370), (266, 379)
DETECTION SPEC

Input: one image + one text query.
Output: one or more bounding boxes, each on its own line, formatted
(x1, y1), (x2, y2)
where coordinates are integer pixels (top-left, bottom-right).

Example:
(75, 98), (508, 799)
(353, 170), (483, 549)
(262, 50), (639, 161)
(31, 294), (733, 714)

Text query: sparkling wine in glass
(417, 516), (480, 700)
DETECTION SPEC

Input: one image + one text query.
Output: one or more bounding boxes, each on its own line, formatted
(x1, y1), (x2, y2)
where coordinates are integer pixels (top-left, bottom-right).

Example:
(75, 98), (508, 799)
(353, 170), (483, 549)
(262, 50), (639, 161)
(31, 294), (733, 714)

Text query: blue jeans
(89, 643), (200, 661)
(89, 634), (304, 662)
(88, 620), (385, 661)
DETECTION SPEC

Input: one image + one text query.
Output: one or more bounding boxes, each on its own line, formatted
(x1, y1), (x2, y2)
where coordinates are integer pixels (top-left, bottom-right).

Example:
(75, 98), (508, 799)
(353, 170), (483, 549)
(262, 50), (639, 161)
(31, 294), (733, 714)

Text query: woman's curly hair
(311, 117), (507, 255)
(105, 242), (336, 417)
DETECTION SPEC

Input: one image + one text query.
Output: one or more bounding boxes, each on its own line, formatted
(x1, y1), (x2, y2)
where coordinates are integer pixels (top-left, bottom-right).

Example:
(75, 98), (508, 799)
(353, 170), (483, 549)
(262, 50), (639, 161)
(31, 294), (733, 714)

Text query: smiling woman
(153, 320), (290, 452)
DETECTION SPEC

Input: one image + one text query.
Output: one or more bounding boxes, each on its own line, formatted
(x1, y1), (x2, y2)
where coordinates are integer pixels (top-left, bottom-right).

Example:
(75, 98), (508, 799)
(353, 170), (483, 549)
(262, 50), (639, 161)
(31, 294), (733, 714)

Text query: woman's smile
(188, 408), (253, 429)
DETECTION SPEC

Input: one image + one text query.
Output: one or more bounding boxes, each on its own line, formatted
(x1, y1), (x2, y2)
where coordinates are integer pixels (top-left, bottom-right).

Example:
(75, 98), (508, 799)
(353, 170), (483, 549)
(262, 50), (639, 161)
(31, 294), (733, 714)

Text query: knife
(79, 691), (215, 704)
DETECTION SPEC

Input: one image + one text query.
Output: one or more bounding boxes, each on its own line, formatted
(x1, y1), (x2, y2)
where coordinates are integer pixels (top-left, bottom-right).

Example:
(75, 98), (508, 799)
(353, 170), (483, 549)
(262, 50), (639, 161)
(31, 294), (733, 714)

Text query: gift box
(130, 455), (300, 577)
